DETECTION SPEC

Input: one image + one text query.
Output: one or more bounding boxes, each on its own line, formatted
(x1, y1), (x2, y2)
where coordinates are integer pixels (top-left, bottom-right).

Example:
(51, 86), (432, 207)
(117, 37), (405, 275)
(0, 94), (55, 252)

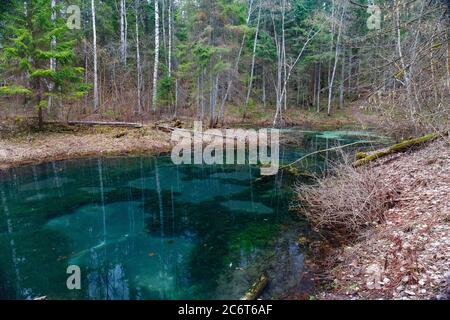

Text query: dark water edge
(0, 130), (382, 300)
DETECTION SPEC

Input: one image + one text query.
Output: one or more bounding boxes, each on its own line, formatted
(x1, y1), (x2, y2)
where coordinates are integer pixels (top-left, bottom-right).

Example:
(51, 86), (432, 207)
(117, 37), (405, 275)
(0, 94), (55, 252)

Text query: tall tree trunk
(347, 49), (352, 97)
(135, 0), (142, 113)
(327, 4), (345, 116)
(91, 0), (99, 111)
(201, 69), (205, 119)
(244, 0), (261, 118)
(339, 50), (345, 109)
(152, 0), (160, 112)
(174, 79), (178, 118)
(395, 0), (414, 116)
(262, 66), (266, 107)
(316, 62), (321, 112)
(83, 38), (88, 113)
(168, 0), (172, 79)
(120, 0), (128, 66)
(327, 0), (335, 109)
(161, 0), (168, 68)
(197, 75), (201, 118)
(313, 63), (317, 108)
(281, 0), (287, 111)
(48, 0), (56, 114)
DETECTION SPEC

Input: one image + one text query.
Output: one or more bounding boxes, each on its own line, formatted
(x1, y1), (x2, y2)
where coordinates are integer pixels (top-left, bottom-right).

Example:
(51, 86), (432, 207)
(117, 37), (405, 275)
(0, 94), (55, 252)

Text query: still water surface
(0, 130), (378, 299)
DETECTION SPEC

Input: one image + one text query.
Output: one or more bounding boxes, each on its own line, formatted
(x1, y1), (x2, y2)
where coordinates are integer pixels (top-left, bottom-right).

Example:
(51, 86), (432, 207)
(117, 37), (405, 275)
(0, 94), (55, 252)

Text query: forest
(0, 0), (447, 134)
(0, 0), (449, 302)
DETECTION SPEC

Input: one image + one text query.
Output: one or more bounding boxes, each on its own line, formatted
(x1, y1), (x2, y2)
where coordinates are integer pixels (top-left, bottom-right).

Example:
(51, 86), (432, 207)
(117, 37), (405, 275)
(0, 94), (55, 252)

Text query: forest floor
(0, 124), (171, 170)
(218, 101), (378, 130)
(310, 138), (450, 300)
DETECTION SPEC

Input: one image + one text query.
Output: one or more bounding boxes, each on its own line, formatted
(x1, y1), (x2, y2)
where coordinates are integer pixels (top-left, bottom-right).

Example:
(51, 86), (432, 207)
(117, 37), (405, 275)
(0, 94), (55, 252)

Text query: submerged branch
(240, 274), (268, 300)
(281, 140), (377, 170)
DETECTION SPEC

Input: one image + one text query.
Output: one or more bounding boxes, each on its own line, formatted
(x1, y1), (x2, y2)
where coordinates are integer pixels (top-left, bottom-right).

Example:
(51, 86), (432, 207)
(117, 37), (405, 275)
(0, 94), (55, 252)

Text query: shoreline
(1, 107), (374, 171)
(0, 125), (172, 171)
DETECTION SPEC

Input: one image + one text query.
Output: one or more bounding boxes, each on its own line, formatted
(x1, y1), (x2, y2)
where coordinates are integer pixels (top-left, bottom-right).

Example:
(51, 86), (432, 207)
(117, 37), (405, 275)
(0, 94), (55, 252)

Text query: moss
(287, 166), (299, 176)
(354, 133), (437, 167)
(390, 133), (436, 151)
(355, 151), (368, 160)
(228, 223), (279, 252)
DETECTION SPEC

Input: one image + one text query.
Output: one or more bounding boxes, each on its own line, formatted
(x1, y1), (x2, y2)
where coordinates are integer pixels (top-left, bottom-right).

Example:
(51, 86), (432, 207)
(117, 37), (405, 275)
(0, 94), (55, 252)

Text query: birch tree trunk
(120, 0), (126, 65)
(91, 0), (99, 111)
(271, 8), (282, 126)
(161, 0), (168, 68)
(281, 0), (287, 111)
(327, 4), (345, 116)
(135, 0), (142, 113)
(152, 0), (160, 112)
(168, 0), (172, 78)
(125, 2), (128, 63)
(119, 0), (128, 66)
(244, 0), (261, 117)
(48, 0), (56, 113)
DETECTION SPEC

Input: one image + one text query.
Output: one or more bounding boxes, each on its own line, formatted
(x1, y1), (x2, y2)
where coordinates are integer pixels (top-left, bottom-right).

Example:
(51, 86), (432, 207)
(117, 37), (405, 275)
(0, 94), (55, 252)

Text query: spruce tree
(0, 0), (88, 128)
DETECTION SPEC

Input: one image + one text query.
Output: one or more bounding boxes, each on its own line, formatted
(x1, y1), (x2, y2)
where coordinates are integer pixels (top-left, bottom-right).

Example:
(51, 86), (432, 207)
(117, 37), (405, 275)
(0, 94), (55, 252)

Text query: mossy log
(353, 133), (437, 167)
(240, 274), (268, 300)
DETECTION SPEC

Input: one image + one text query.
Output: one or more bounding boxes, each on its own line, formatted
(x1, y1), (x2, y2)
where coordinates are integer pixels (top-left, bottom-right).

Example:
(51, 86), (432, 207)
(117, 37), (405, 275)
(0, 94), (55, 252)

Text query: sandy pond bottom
(0, 130), (375, 300)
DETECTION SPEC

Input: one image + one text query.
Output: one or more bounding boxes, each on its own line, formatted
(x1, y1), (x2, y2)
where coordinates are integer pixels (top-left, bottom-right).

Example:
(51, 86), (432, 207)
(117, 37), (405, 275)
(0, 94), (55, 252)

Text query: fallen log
(353, 133), (438, 167)
(240, 274), (268, 300)
(156, 124), (174, 133)
(65, 121), (143, 128)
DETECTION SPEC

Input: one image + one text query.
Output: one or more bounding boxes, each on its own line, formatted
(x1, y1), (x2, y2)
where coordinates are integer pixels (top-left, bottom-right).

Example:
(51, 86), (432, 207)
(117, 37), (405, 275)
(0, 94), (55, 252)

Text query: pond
(0, 130), (379, 300)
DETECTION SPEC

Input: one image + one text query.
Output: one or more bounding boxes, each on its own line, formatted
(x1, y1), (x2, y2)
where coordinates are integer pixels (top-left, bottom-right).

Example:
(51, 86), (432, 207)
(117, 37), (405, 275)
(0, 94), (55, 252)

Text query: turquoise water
(0, 130), (377, 300)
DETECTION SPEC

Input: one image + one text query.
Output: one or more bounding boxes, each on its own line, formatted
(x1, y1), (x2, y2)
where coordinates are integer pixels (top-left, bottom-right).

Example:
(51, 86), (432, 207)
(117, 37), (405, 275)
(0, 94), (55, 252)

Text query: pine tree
(0, 0), (88, 128)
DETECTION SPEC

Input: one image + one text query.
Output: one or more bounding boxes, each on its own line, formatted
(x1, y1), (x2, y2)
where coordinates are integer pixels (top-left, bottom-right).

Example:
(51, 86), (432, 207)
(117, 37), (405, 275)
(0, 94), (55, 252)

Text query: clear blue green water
(0, 130), (378, 300)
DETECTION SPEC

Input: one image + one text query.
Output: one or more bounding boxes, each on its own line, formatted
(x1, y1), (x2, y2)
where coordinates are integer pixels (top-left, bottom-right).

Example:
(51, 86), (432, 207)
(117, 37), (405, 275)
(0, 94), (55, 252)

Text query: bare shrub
(373, 99), (449, 142)
(293, 159), (399, 242)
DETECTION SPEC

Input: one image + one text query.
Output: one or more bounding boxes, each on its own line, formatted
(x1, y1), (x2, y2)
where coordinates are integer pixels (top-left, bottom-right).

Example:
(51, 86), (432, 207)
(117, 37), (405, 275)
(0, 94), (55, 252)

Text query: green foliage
(157, 75), (175, 106)
(0, 86), (32, 96)
(0, 0), (88, 115)
(193, 44), (217, 67)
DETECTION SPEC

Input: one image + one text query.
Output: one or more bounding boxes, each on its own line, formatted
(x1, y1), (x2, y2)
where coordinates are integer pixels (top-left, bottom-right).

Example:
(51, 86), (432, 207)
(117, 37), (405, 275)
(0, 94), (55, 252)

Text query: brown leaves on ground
(300, 139), (450, 300)
(0, 125), (171, 169)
